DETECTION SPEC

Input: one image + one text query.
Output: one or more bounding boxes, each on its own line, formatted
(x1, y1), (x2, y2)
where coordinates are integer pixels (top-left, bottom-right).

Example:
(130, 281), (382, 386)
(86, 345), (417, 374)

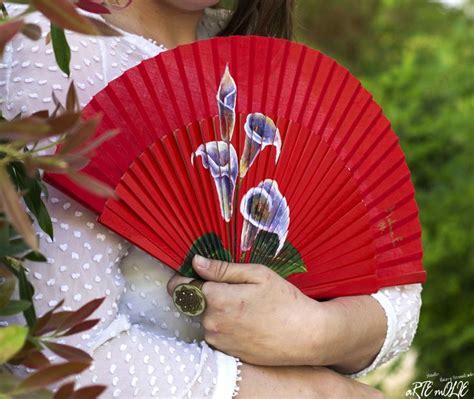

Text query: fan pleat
(44, 36), (426, 298)
(123, 153), (192, 253)
(101, 201), (181, 267)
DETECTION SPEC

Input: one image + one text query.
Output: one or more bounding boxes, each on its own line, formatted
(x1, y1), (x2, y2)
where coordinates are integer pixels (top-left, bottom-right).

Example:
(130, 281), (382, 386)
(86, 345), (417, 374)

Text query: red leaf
(35, 310), (74, 336)
(75, 0), (111, 14)
(31, 0), (99, 35)
(44, 342), (93, 363)
(58, 318), (100, 337)
(0, 19), (24, 55)
(21, 350), (51, 370)
(47, 111), (82, 135)
(59, 114), (101, 155)
(57, 297), (105, 333)
(67, 171), (116, 198)
(33, 299), (65, 335)
(65, 81), (78, 112)
(54, 381), (75, 399)
(21, 23), (42, 40)
(70, 385), (107, 399)
(14, 362), (89, 395)
(84, 16), (121, 36)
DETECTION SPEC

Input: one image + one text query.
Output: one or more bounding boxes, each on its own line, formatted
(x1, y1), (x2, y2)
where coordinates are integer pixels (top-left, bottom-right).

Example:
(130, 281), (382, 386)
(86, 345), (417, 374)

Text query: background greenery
(294, 0), (474, 392)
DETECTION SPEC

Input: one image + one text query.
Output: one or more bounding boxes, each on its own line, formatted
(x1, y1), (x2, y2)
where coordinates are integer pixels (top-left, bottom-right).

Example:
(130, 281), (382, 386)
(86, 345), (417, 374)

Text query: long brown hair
(218, 0), (294, 40)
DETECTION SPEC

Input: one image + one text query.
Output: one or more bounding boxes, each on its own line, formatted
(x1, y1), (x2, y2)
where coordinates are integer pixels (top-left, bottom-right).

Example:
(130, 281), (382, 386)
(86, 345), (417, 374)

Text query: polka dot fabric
(0, 2), (422, 397)
(1, 185), (128, 353)
(75, 325), (217, 398)
(118, 247), (204, 343)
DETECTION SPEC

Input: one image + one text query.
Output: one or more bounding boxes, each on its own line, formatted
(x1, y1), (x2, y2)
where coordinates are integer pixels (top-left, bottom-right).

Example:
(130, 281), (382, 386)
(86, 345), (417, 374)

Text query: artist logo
(405, 372), (473, 398)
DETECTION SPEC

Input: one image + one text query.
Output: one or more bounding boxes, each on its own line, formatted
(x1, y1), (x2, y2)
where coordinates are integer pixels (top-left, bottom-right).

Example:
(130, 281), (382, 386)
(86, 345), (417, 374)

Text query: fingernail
(194, 255), (210, 269)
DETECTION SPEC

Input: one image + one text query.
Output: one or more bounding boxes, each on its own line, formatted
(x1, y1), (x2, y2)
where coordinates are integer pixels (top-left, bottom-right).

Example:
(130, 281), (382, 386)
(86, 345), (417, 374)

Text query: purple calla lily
(239, 113), (282, 178)
(192, 141), (238, 222)
(240, 179), (289, 255)
(217, 65), (237, 141)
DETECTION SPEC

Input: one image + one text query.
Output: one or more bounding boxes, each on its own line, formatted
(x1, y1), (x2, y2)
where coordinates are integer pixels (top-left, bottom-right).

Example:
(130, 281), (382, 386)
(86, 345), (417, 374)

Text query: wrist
(301, 297), (357, 367)
(309, 296), (387, 373)
(289, 295), (331, 366)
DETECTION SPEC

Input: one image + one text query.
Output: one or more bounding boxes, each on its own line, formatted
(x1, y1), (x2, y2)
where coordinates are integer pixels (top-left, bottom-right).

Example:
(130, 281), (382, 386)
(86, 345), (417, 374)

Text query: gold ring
(172, 279), (206, 317)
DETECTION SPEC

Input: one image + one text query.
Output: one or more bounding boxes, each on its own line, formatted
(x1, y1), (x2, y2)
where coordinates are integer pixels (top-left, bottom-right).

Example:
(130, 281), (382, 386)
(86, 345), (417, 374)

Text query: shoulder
(1, 2), (169, 119)
(197, 7), (232, 39)
(0, 2), (106, 118)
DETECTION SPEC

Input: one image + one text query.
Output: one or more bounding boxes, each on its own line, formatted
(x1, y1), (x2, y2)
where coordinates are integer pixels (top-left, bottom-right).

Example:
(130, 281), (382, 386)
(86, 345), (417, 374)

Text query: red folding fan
(44, 36), (426, 299)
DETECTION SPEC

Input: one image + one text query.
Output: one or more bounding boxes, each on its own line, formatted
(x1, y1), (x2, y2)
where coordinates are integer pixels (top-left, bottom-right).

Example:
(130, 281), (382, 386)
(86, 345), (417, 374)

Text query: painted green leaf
(250, 231), (307, 279)
(249, 231), (280, 263)
(179, 233), (232, 278)
(0, 325), (28, 364)
(50, 23), (70, 77)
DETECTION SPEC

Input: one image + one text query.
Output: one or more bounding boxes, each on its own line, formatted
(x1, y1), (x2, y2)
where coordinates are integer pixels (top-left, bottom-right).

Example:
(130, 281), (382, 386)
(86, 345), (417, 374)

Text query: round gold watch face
(173, 283), (206, 317)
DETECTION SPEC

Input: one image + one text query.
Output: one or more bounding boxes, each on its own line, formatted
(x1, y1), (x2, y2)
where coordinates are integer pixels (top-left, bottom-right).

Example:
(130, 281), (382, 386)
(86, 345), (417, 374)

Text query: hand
(167, 255), (324, 366)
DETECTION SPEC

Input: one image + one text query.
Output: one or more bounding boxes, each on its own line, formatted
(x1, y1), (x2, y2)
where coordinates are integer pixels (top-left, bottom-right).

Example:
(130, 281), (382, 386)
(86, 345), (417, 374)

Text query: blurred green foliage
(295, 0), (474, 379)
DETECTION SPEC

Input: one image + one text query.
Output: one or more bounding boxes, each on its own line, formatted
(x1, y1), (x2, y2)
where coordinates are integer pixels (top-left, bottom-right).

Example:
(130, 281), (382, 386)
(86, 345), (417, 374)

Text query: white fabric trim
(212, 350), (239, 399)
(348, 289), (398, 378)
(347, 284), (423, 378)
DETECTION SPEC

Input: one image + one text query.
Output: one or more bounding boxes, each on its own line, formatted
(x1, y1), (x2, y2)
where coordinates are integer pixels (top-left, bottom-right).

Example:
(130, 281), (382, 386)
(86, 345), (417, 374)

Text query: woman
(0, 0), (422, 397)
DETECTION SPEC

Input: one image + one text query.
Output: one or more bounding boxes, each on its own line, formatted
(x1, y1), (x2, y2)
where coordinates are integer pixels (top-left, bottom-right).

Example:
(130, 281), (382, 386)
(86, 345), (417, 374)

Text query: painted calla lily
(216, 65), (237, 141)
(240, 179), (289, 255)
(192, 141), (238, 222)
(240, 113), (281, 178)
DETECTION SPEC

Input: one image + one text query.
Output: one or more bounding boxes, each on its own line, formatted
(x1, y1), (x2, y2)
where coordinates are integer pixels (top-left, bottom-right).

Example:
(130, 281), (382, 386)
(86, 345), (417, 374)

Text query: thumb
(192, 255), (266, 284)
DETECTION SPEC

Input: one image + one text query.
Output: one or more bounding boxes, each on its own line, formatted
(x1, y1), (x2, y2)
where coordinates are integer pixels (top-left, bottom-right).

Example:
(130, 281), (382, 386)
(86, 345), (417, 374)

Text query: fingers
(166, 274), (194, 296)
(192, 255), (268, 284)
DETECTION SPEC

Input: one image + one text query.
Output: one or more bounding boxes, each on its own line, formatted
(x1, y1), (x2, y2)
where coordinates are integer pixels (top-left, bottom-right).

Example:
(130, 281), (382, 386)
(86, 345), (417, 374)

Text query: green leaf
(7, 162), (53, 241)
(0, 300), (31, 317)
(18, 265), (36, 328)
(0, 325), (28, 364)
(0, 237), (30, 257)
(24, 251), (47, 262)
(0, 167), (38, 251)
(50, 23), (70, 77)
(179, 233), (232, 278)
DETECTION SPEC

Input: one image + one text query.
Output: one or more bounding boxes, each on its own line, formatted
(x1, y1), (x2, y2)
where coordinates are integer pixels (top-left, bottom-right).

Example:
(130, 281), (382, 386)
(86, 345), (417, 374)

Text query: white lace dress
(0, 2), (422, 397)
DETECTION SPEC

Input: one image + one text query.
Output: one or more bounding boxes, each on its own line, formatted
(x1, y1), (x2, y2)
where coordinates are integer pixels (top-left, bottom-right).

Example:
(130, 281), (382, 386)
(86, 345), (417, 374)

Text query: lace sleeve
(349, 283), (423, 378)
